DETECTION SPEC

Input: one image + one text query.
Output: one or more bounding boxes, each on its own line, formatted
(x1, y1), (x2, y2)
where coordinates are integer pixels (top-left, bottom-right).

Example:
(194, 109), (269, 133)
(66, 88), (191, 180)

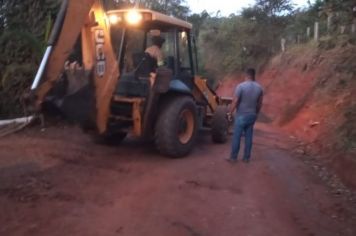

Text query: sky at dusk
(187, 0), (315, 16)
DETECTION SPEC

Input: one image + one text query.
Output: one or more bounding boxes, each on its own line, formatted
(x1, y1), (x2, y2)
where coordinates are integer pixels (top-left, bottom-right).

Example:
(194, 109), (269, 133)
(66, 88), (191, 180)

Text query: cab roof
(107, 8), (192, 30)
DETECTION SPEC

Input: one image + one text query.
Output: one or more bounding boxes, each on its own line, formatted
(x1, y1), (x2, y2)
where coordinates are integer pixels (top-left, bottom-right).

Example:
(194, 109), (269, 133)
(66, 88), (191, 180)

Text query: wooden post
(306, 27), (311, 38)
(326, 15), (332, 33)
(353, 7), (356, 34)
(281, 38), (286, 52)
(340, 26), (346, 34)
(314, 22), (319, 41)
(327, 13), (333, 33)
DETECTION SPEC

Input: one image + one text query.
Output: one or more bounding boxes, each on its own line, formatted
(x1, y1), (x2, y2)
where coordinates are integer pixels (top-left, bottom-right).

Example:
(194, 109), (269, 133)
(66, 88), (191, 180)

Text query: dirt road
(0, 123), (355, 236)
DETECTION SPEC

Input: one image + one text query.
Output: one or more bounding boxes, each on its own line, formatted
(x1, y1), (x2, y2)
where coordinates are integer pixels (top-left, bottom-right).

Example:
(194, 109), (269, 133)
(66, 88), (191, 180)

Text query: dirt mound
(217, 41), (356, 188)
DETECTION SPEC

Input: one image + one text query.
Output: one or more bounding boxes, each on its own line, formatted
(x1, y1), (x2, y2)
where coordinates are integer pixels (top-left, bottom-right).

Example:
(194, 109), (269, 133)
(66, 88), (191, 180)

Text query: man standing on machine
(145, 35), (166, 67)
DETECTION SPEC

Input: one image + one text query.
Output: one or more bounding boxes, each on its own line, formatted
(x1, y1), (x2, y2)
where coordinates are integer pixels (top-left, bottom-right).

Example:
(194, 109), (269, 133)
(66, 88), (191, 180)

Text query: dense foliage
(187, 0), (294, 83)
(0, 0), (60, 118)
(191, 0), (355, 81)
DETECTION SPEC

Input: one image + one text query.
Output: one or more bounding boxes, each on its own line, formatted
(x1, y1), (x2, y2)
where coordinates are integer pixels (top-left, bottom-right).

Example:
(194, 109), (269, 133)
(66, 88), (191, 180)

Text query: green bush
(0, 0), (60, 118)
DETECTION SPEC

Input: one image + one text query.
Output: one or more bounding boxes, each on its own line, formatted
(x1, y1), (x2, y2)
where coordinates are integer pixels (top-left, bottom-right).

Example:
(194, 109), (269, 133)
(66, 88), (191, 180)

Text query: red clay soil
(0, 124), (356, 236)
(217, 43), (356, 189)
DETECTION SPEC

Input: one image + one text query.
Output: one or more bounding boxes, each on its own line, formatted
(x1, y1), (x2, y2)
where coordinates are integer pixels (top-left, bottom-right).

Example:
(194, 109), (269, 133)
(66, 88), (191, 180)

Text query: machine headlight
(109, 14), (121, 25)
(125, 10), (143, 25)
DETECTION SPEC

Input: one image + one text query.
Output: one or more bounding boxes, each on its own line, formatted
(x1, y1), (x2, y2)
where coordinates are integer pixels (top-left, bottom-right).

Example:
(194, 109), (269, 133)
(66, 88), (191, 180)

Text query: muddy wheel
(93, 132), (127, 146)
(155, 96), (198, 158)
(211, 106), (229, 143)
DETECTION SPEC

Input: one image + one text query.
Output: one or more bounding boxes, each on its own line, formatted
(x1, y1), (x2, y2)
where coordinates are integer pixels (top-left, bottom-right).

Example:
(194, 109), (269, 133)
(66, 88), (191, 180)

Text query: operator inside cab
(145, 35), (166, 68)
(144, 33), (168, 87)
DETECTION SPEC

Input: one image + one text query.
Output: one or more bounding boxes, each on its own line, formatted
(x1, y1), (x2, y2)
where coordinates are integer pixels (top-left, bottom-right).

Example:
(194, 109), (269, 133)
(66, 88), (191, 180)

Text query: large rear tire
(155, 96), (198, 158)
(211, 106), (229, 143)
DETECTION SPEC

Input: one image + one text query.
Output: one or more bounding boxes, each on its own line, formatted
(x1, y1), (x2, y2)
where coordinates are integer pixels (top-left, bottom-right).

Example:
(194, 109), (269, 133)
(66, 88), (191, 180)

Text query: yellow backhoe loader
(29, 0), (231, 157)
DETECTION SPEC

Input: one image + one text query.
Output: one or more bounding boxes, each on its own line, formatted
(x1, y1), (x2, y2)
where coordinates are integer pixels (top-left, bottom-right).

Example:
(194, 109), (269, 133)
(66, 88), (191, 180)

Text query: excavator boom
(32, 0), (120, 134)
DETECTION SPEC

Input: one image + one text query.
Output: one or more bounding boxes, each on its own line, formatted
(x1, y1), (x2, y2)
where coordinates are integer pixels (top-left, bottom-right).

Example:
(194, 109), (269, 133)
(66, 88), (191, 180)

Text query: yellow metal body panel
(35, 0), (96, 107)
(112, 96), (145, 136)
(90, 2), (120, 134)
(193, 76), (219, 112)
(35, 0), (120, 134)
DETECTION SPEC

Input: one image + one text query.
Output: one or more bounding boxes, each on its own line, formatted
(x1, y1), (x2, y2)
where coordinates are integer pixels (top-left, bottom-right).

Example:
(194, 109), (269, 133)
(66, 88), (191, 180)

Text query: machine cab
(107, 9), (198, 96)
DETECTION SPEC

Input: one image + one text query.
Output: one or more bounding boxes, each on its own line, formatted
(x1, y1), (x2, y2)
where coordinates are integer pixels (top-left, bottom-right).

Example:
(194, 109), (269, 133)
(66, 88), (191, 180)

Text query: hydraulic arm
(31, 0), (120, 133)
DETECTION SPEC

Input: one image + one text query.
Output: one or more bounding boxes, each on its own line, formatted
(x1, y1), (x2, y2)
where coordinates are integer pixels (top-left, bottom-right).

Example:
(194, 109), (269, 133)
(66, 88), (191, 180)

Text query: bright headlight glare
(126, 10), (143, 25)
(109, 15), (120, 24)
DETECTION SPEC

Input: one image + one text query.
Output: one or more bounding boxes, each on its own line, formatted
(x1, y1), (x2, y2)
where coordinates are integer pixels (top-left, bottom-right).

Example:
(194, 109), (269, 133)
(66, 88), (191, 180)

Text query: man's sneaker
(242, 158), (250, 163)
(225, 157), (237, 163)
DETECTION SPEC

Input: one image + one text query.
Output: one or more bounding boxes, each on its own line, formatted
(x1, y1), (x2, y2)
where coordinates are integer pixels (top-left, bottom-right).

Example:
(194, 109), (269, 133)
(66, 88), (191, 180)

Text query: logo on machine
(95, 29), (106, 77)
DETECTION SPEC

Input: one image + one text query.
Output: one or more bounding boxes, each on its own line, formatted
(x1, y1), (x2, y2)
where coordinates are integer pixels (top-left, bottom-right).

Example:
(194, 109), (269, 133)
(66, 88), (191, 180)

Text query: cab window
(122, 29), (146, 73)
(178, 31), (192, 75)
(146, 30), (176, 73)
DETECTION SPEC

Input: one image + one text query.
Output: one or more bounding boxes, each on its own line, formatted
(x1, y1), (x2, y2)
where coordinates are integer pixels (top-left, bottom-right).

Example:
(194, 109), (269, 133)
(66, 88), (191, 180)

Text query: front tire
(211, 106), (229, 143)
(155, 96), (198, 158)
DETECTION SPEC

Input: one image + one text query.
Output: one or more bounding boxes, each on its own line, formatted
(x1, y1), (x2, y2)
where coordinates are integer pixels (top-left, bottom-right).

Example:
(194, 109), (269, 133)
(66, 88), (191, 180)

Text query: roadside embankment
(217, 39), (356, 188)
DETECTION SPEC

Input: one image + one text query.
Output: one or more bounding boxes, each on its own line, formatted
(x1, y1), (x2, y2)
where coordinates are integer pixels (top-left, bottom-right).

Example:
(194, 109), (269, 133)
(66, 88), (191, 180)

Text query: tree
(255, 0), (294, 17)
(141, 0), (190, 19)
(191, 0), (295, 80)
(239, 0), (293, 57)
(0, 0), (60, 118)
(188, 10), (210, 37)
